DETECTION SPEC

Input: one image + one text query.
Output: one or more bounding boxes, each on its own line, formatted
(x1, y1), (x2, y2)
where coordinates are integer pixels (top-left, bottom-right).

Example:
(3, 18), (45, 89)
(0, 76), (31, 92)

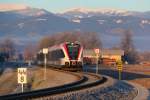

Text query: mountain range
(0, 7), (150, 51)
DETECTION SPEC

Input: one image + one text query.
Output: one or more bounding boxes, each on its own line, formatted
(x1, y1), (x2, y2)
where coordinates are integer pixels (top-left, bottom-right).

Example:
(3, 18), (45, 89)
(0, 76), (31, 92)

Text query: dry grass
(125, 65), (150, 89)
(129, 78), (150, 89)
(0, 67), (80, 95)
(32, 68), (80, 90)
(0, 69), (17, 95)
(123, 64), (150, 75)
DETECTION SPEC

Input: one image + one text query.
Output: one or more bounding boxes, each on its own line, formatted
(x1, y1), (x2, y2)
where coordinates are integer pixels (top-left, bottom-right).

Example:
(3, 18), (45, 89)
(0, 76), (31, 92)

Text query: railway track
(0, 68), (107, 100)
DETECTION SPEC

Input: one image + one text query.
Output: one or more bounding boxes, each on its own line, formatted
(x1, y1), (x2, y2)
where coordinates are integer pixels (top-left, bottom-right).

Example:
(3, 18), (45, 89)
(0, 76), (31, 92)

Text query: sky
(0, 0), (150, 13)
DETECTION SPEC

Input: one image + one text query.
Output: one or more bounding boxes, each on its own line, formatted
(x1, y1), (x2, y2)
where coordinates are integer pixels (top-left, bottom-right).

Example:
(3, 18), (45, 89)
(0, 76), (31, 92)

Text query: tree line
(38, 32), (102, 49)
(120, 30), (139, 64)
(0, 38), (16, 62)
(38, 30), (139, 64)
(0, 30), (142, 64)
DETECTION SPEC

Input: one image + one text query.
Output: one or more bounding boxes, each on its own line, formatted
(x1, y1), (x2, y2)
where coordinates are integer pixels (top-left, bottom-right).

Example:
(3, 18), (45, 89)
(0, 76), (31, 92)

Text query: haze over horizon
(0, 0), (150, 13)
(0, 1), (150, 51)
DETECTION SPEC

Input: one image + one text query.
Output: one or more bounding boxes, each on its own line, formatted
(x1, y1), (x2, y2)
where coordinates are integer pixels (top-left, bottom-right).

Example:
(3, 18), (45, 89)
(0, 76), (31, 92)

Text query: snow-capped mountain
(57, 7), (133, 20)
(0, 7), (150, 51)
(12, 8), (51, 17)
(0, 4), (28, 11)
(0, 4), (51, 17)
(62, 7), (130, 15)
(0, 7), (76, 48)
(57, 7), (150, 20)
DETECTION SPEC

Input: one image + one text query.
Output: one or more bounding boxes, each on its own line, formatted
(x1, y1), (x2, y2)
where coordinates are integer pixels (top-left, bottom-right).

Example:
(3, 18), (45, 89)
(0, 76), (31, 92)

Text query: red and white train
(37, 42), (83, 71)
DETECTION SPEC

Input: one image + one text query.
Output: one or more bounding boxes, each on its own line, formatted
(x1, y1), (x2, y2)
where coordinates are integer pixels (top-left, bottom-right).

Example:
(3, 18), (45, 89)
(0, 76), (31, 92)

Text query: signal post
(116, 60), (123, 80)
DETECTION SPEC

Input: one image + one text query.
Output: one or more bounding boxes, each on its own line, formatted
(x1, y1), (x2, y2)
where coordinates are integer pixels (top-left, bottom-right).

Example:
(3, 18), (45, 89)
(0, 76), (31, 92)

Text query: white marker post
(94, 48), (100, 74)
(18, 68), (27, 92)
(43, 48), (48, 80)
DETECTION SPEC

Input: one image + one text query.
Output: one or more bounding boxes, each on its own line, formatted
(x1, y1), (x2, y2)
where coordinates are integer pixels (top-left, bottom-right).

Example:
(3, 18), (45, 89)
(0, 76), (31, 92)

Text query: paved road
(83, 65), (150, 80)
(0, 62), (28, 68)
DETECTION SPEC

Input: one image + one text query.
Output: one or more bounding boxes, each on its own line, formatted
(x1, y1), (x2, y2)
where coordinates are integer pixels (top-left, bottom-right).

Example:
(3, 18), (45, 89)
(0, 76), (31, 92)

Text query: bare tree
(120, 29), (139, 64)
(0, 38), (16, 61)
(23, 44), (37, 62)
(81, 32), (102, 49)
(38, 31), (102, 50)
(38, 35), (56, 49)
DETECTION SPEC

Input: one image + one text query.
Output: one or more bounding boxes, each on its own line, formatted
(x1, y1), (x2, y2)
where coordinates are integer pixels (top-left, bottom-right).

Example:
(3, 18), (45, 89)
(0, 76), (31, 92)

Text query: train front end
(63, 42), (83, 71)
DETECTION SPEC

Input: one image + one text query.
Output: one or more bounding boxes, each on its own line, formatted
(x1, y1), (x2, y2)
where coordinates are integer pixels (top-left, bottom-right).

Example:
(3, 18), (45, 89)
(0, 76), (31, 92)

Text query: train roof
(38, 42), (82, 53)
(48, 42), (81, 50)
(48, 44), (63, 51)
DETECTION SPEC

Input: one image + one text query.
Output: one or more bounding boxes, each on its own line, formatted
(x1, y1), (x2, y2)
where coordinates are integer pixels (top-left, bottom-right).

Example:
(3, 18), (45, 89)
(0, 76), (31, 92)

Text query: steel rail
(0, 69), (107, 100)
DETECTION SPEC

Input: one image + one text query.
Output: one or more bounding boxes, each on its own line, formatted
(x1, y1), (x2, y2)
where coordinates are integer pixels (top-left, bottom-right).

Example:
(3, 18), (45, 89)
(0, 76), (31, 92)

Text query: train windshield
(66, 43), (80, 60)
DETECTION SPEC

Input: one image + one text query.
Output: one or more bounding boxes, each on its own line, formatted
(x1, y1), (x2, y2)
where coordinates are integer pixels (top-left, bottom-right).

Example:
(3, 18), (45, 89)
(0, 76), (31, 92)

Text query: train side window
(55, 49), (65, 59)
(48, 49), (65, 60)
(58, 49), (65, 58)
(51, 51), (56, 60)
(47, 52), (52, 60)
(39, 53), (44, 61)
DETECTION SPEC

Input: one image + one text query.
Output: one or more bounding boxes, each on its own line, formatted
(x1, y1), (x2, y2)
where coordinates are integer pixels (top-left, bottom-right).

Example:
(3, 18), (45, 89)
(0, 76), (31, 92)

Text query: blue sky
(0, 0), (150, 13)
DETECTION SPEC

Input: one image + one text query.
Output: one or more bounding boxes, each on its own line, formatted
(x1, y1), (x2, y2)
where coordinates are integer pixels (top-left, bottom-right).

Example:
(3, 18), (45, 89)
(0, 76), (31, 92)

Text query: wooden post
(117, 60), (123, 80)
(21, 84), (24, 92)
(96, 54), (99, 74)
(119, 70), (121, 80)
(44, 54), (47, 80)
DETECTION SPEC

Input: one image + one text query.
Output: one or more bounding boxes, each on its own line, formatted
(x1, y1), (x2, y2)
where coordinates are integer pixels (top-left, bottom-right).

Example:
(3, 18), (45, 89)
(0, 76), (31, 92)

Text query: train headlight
(78, 62), (82, 66)
(71, 61), (76, 65)
(65, 62), (69, 66)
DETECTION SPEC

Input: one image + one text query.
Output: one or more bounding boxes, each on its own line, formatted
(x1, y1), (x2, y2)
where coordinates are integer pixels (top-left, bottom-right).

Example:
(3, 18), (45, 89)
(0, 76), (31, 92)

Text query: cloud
(0, 4), (28, 11)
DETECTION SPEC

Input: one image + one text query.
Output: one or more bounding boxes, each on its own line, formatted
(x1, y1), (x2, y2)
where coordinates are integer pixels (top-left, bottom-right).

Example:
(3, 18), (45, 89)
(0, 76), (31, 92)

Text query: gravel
(36, 77), (138, 100)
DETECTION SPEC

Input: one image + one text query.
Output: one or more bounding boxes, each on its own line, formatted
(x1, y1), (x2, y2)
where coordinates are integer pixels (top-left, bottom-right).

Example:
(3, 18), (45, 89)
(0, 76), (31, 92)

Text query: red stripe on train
(63, 43), (70, 60)
(77, 47), (82, 60)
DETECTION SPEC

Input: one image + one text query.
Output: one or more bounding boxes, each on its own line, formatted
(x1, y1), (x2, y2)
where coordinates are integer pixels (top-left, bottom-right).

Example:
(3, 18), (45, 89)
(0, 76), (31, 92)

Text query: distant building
(83, 49), (124, 65)
(83, 49), (97, 58)
(101, 49), (124, 61)
(83, 49), (98, 65)
(101, 49), (124, 65)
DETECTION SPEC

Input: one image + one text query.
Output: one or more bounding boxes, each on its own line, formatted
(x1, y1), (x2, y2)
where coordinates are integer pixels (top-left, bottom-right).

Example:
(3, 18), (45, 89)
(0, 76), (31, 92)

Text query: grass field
(109, 64), (150, 89)
(0, 67), (80, 95)
(123, 65), (150, 89)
